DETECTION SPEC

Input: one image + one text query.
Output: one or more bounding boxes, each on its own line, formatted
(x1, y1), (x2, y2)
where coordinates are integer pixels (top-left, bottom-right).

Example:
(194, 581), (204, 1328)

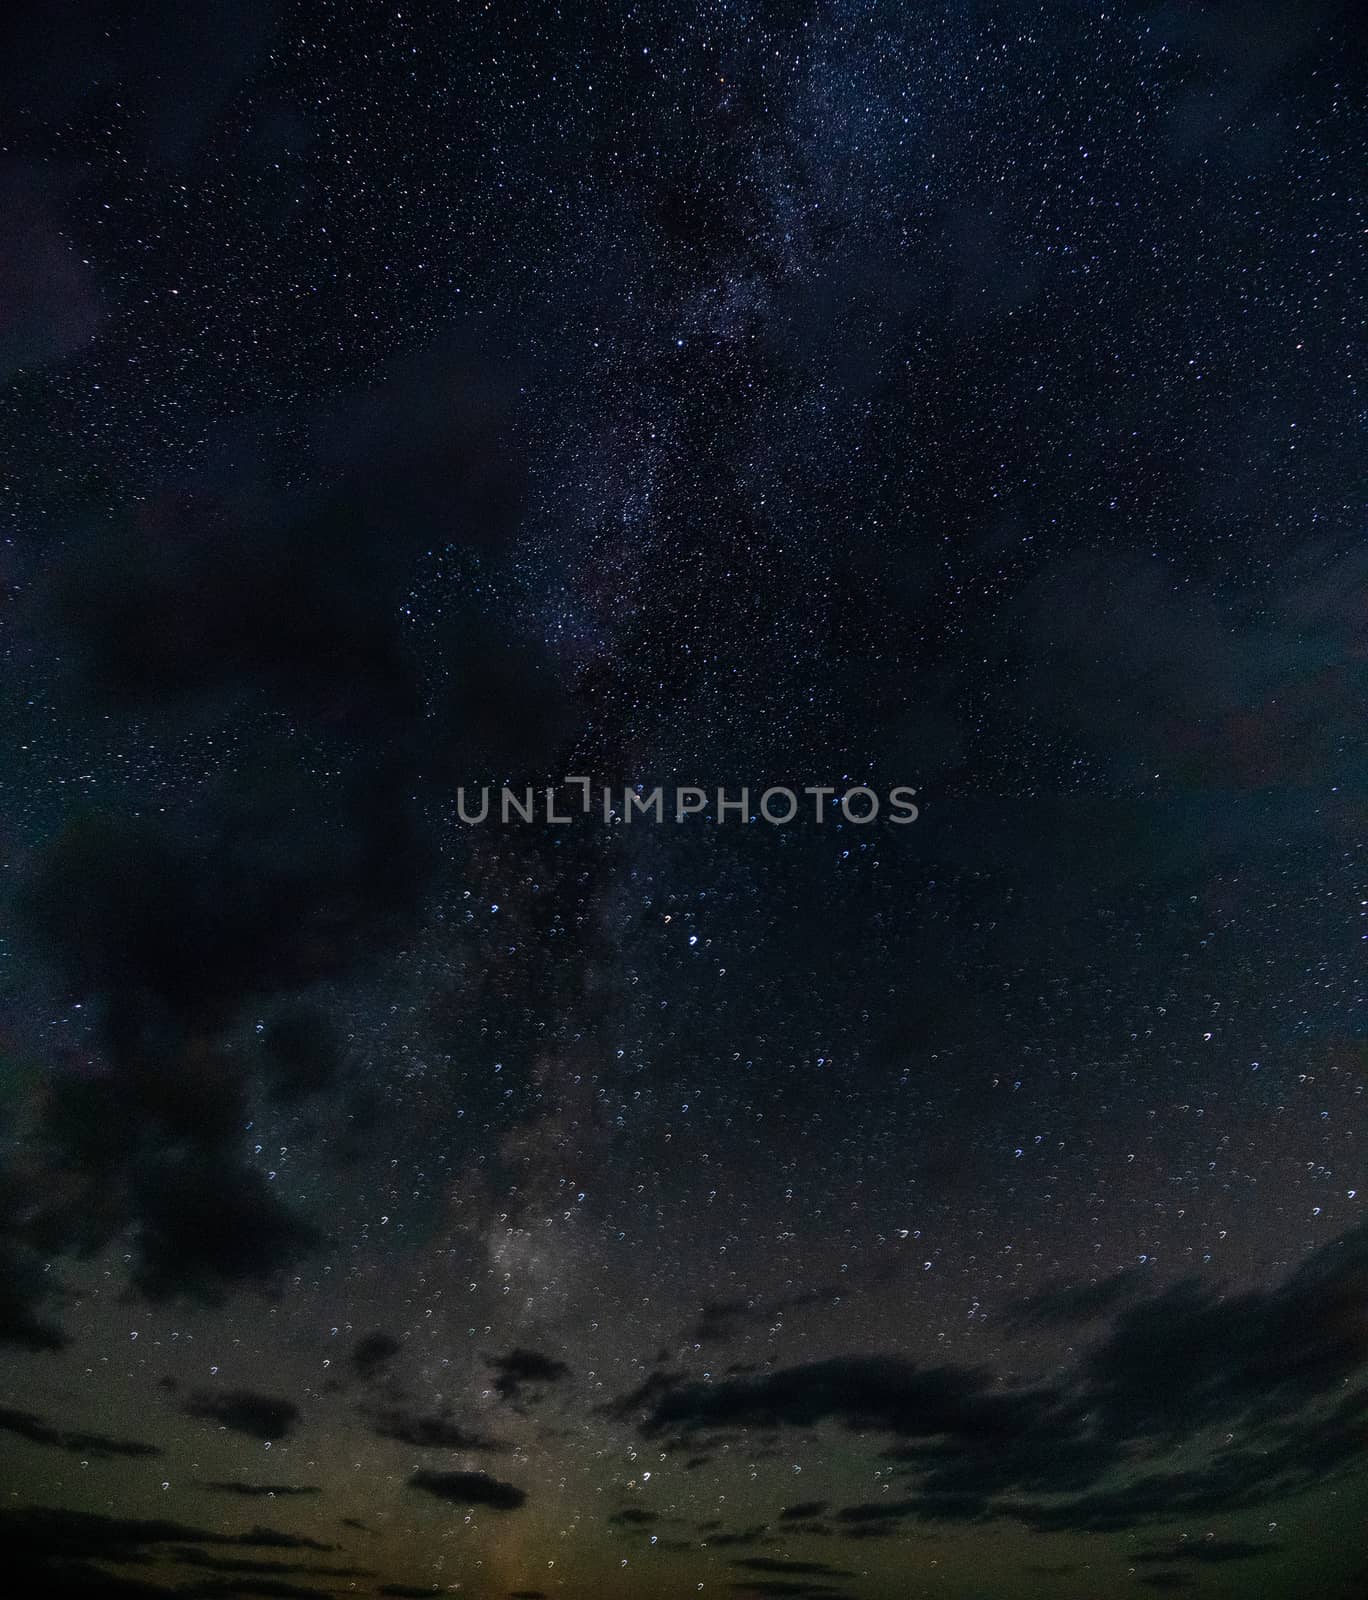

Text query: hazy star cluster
(1, 3), (1366, 1599)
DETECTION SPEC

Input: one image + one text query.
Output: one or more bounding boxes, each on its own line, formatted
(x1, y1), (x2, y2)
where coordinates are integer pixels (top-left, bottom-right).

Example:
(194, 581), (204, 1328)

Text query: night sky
(2, 3), (1366, 1598)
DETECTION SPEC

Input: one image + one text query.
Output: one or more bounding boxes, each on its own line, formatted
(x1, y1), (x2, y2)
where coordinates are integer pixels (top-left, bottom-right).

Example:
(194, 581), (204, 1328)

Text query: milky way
(1, 3), (1366, 1598)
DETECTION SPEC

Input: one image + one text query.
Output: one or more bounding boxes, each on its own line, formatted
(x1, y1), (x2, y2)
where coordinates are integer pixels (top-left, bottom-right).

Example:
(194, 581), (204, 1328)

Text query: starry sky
(1, 2), (1366, 1598)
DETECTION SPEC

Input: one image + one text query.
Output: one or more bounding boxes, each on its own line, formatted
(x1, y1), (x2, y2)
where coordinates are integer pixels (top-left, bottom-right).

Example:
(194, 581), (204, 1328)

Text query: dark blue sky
(1, 3), (1365, 1597)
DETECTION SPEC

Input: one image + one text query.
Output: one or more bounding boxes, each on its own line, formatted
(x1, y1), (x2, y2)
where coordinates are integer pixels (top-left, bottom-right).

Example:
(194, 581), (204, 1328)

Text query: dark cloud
(129, 1149), (321, 1302)
(1136, 1541), (1283, 1565)
(834, 1501), (918, 1524)
(1, 1504), (336, 1595)
(625, 1355), (1060, 1447)
(184, 1390), (300, 1441)
(350, 1331), (402, 1380)
(197, 1484), (321, 1500)
(778, 1502), (828, 1521)
(1005, 1270), (1140, 1329)
(260, 1006), (343, 1104)
(0, 1406), (160, 1458)
(731, 1559), (855, 1578)
(706, 1526), (773, 1548)
(182, 1579), (338, 1599)
(1081, 1224), (1368, 1441)
(0, 1173), (68, 1351)
(626, 1221), (1368, 1537)
(689, 1287), (832, 1345)
(727, 1584), (848, 1599)
(18, 795), (372, 1300)
(226, 1528), (335, 1552)
(0, 1264), (66, 1351)
(3, 1565), (173, 1599)
(169, 1549), (366, 1578)
(690, 1297), (753, 1344)
(13, 355), (567, 1325)
(488, 1347), (571, 1402)
(368, 1406), (507, 1453)
(406, 1470), (527, 1511)
(48, 489), (420, 722)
